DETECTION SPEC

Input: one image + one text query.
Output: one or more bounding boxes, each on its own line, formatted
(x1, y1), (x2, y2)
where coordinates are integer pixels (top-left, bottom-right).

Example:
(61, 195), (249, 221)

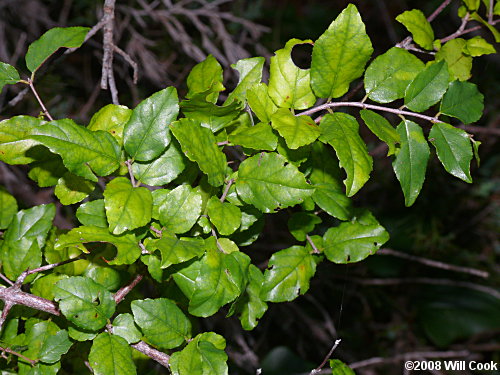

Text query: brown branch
(0, 287), (61, 317)
(0, 346), (38, 366)
(377, 248), (489, 278)
(459, 125), (500, 136)
(220, 178), (234, 203)
(440, 18), (500, 44)
(114, 274), (144, 304)
(439, 13), (470, 44)
(113, 44), (139, 84)
(101, 0), (119, 104)
(306, 235), (320, 255)
(427, 0), (453, 22)
(310, 339), (342, 374)
(131, 341), (170, 368)
(125, 160), (137, 187)
(24, 256), (85, 276)
(27, 79), (53, 121)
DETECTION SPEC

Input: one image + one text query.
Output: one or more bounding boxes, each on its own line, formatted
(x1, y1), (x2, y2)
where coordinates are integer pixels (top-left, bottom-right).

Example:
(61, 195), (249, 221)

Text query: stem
(439, 12), (470, 44)
(0, 346), (38, 366)
(488, 0), (494, 23)
(25, 256), (85, 276)
(125, 160), (137, 187)
(298, 102), (442, 124)
(131, 341), (170, 367)
(306, 235), (320, 254)
(310, 339), (342, 374)
(427, 0), (452, 22)
(28, 79), (54, 121)
(220, 178), (234, 203)
(441, 18), (500, 44)
(114, 274), (144, 304)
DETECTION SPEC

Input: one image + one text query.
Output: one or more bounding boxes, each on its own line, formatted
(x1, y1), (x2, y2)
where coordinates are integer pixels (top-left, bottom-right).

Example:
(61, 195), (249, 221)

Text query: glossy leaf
(288, 212), (321, 241)
(0, 62), (20, 92)
(229, 122), (278, 151)
(158, 185), (202, 233)
(189, 245), (250, 317)
(261, 246), (316, 302)
(30, 119), (121, 182)
(76, 199), (107, 228)
(169, 332), (228, 375)
(392, 120), (430, 206)
(268, 39), (316, 109)
(235, 152), (314, 213)
(330, 359), (356, 375)
(247, 83), (278, 122)
(88, 333), (136, 375)
(84, 263), (121, 291)
(0, 116), (44, 164)
(87, 104), (132, 145)
(27, 151), (66, 187)
(112, 314), (142, 344)
(32, 274), (68, 300)
(54, 172), (95, 205)
(311, 4), (373, 98)
(464, 36), (496, 56)
(435, 39), (472, 81)
(440, 81), (484, 124)
(1, 203), (55, 281)
(396, 9), (434, 50)
(187, 54), (224, 103)
(360, 109), (400, 156)
(364, 47), (424, 103)
(207, 196), (242, 235)
(146, 235), (205, 268)
(270, 109), (321, 149)
(320, 113), (373, 197)
(429, 123), (473, 182)
(54, 276), (116, 331)
(55, 225), (141, 265)
(103, 177), (152, 235)
(323, 219), (389, 263)
(22, 321), (72, 364)
(404, 60), (449, 112)
(171, 118), (227, 187)
(226, 57), (265, 104)
(0, 189), (17, 229)
(25, 27), (89, 73)
(123, 87), (179, 161)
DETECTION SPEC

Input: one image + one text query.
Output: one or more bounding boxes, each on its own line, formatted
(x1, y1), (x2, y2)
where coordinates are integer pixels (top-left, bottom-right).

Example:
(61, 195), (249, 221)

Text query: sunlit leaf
(0, 116), (44, 165)
(229, 122), (278, 151)
(396, 9), (434, 50)
(207, 196), (242, 236)
(187, 54), (225, 103)
(88, 104), (132, 146)
(271, 108), (321, 149)
(146, 234), (205, 269)
(158, 185), (202, 234)
(0, 189), (17, 229)
(435, 39), (472, 81)
(54, 172), (95, 205)
(247, 83), (279, 123)
(226, 57), (265, 104)
(112, 313), (142, 344)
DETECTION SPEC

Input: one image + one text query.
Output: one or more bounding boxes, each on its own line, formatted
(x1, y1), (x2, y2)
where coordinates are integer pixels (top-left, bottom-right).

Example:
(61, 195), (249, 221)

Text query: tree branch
(220, 178), (234, 203)
(310, 339), (342, 374)
(0, 346), (38, 366)
(27, 79), (53, 121)
(131, 340), (170, 367)
(114, 274), (144, 304)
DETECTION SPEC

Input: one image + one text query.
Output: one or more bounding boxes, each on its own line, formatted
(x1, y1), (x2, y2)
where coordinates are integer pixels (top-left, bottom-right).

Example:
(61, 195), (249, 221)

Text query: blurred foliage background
(0, 0), (498, 374)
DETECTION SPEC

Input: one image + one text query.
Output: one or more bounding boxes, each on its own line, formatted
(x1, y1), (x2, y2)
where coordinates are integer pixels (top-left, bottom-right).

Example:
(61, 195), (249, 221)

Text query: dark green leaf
(0, 189), (17, 229)
(112, 313), (142, 344)
(392, 120), (430, 206)
(88, 104), (132, 146)
(226, 57), (265, 104)
(54, 172), (95, 205)
(429, 123), (473, 182)
(158, 185), (202, 234)
(0, 116), (44, 165)
(247, 83), (278, 123)
(76, 199), (107, 228)
(311, 4), (373, 98)
(360, 109), (400, 156)
(131, 298), (191, 349)
(187, 55), (224, 103)
(83, 263), (121, 291)
(146, 235), (205, 269)
(54, 276), (116, 331)
(171, 118), (227, 187)
(404, 60), (449, 112)
(229, 122), (278, 151)
(440, 81), (483, 124)
(235, 152), (314, 213)
(207, 196), (242, 236)
(27, 150), (66, 187)
(22, 320), (72, 364)
(270, 109), (321, 149)
(88, 333), (136, 375)
(25, 27), (89, 73)
(0, 62), (20, 92)
(123, 87), (179, 161)
(396, 9), (434, 50)
(288, 212), (321, 241)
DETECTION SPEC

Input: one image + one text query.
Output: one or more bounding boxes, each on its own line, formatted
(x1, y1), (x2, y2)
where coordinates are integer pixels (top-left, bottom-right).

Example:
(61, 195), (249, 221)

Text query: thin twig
(101, 0), (119, 104)
(0, 273), (13, 286)
(220, 178), (234, 203)
(427, 0), (453, 22)
(217, 141), (230, 146)
(27, 79), (53, 121)
(459, 125), (500, 136)
(24, 256), (85, 276)
(298, 102), (442, 124)
(310, 339), (342, 374)
(306, 234), (320, 254)
(125, 160), (137, 186)
(441, 18), (500, 44)
(131, 341), (170, 367)
(378, 248), (489, 278)
(114, 274), (144, 304)
(439, 13), (470, 43)
(488, 0), (494, 23)
(113, 44), (139, 84)
(0, 346), (38, 366)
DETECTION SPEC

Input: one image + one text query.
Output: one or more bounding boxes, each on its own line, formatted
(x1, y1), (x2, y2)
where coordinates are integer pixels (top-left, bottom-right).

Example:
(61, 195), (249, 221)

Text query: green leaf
(158, 185), (202, 233)
(22, 321), (72, 364)
(0, 189), (17, 229)
(171, 118), (227, 186)
(84, 263), (122, 291)
(495, 0), (500, 15)
(235, 152), (314, 213)
(311, 4), (373, 98)
(25, 27), (89, 73)
(76, 199), (107, 228)
(288, 212), (321, 241)
(247, 83), (278, 123)
(32, 274), (68, 300)
(464, 36), (496, 56)
(392, 120), (430, 206)
(189, 245), (250, 317)
(147, 235), (205, 269)
(54, 276), (115, 331)
(54, 172), (95, 205)
(207, 196), (242, 236)
(268, 39), (316, 109)
(471, 137), (481, 167)
(261, 245), (316, 302)
(1, 204), (55, 281)
(0, 116), (44, 165)
(396, 9), (434, 50)
(325, 218), (388, 263)
(103, 177), (152, 235)
(470, 12), (500, 42)
(30, 119), (121, 182)
(88, 104), (132, 146)
(131, 298), (191, 349)
(429, 123), (473, 183)
(55, 225), (141, 265)
(440, 81), (484, 124)
(169, 332), (228, 375)
(463, 0), (480, 11)
(270, 109), (321, 149)
(229, 122), (278, 151)
(360, 109), (400, 156)
(112, 314), (142, 344)
(0, 62), (20, 92)
(226, 57), (265, 104)
(435, 39), (472, 81)
(404, 60), (450, 112)
(319, 113), (373, 197)
(330, 359), (356, 375)
(187, 55), (225, 103)
(27, 150), (67, 188)
(88, 333), (136, 375)
(364, 47), (424, 103)
(123, 87), (179, 161)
